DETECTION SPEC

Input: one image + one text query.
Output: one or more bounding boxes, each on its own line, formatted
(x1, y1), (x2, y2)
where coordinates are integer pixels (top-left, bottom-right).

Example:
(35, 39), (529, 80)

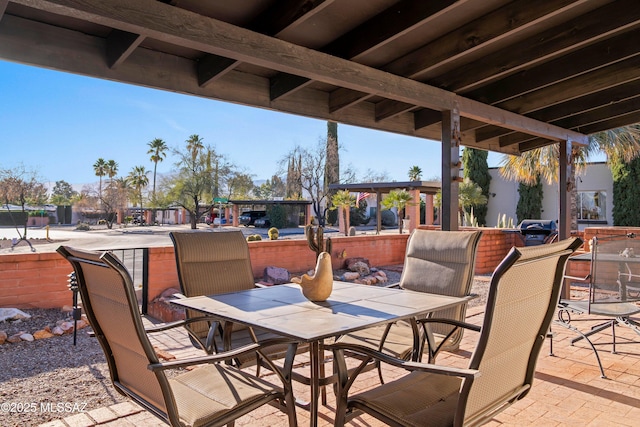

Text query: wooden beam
(250, 0), (333, 36)
(324, 0), (458, 60)
(476, 56), (640, 143)
(530, 80), (640, 123)
(329, 88), (372, 113)
(519, 138), (556, 152)
(270, 73), (313, 101)
(264, 0), (458, 103)
(466, 28), (640, 105)
(441, 0), (640, 92)
(441, 108), (461, 231)
(105, 29), (144, 69)
(375, 100), (415, 122)
(8, 0), (588, 145)
(384, 0), (586, 80)
(498, 55), (640, 115)
(554, 95), (640, 130)
(574, 112), (640, 135)
(197, 54), (238, 87)
(0, 0), (8, 22)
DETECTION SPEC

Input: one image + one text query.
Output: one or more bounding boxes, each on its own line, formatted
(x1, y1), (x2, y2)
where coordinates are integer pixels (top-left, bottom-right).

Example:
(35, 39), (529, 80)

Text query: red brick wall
(0, 252), (71, 308)
(2, 229), (535, 309)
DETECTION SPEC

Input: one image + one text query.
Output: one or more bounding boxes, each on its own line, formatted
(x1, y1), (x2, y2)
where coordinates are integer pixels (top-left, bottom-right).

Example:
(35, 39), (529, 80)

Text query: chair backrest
(589, 234), (640, 312)
(400, 229), (482, 348)
(57, 246), (178, 423)
(458, 237), (582, 426)
(170, 230), (256, 297)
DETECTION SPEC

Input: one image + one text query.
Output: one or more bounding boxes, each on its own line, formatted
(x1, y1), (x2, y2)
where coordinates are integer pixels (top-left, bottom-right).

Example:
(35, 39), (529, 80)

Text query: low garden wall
(1, 227), (574, 309)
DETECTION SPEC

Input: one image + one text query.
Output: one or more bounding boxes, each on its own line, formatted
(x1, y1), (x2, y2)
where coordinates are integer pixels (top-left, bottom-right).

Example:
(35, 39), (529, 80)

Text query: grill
(517, 220), (558, 246)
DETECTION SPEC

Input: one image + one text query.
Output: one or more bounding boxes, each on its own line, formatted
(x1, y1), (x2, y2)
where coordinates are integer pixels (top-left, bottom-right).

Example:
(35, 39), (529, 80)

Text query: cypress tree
(516, 176), (543, 224)
(612, 155), (640, 226)
(462, 148), (491, 225)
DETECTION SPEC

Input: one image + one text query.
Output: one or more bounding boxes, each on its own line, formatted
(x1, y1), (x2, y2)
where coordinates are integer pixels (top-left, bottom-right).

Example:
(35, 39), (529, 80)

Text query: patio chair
(328, 237), (582, 427)
(556, 233), (640, 377)
(170, 231), (310, 382)
(57, 245), (298, 427)
(336, 230), (482, 369)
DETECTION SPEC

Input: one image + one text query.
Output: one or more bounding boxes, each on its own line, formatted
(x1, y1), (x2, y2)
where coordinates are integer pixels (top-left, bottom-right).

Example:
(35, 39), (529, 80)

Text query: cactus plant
(268, 227), (279, 240)
(305, 225), (332, 258)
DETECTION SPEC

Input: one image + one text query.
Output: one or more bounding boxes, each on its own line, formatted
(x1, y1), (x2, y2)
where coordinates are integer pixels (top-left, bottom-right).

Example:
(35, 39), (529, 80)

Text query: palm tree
(128, 165), (149, 225)
(500, 125), (640, 230)
(93, 158), (107, 200)
(147, 138), (168, 207)
(331, 190), (356, 236)
(381, 189), (414, 234)
(105, 160), (118, 186)
(434, 178), (488, 226)
(186, 134), (204, 162)
(408, 165), (422, 181)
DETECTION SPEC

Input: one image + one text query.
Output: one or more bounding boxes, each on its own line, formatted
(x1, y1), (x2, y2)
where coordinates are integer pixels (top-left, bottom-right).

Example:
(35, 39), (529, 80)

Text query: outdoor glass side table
(172, 281), (467, 427)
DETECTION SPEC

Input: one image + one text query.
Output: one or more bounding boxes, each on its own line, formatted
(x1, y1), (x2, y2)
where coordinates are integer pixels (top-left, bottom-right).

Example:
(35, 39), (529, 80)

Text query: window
(578, 191), (606, 221)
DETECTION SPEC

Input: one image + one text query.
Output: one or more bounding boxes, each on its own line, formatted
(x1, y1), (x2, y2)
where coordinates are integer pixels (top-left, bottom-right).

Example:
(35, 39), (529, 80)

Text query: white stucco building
(486, 162), (612, 230)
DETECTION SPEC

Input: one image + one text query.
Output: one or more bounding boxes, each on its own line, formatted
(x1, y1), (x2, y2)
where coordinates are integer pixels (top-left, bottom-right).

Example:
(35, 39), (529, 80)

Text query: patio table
(171, 280), (467, 427)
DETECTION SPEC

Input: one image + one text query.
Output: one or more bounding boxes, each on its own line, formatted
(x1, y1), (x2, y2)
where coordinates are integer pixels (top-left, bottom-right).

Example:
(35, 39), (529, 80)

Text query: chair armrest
(417, 317), (481, 333)
(327, 342), (479, 379)
(144, 316), (220, 333)
(148, 337), (298, 371)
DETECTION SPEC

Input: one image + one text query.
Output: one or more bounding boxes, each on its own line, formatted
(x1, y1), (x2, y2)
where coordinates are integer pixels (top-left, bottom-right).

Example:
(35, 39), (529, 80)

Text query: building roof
(3, 1), (638, 154)
(329, 181), (441, 195)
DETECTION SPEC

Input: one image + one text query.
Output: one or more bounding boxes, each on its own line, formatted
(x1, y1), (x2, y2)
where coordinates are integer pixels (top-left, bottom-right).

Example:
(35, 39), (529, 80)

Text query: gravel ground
(0, 275), (490, 426)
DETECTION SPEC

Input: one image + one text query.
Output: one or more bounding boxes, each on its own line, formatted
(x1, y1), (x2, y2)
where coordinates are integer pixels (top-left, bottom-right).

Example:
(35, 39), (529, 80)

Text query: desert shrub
(75, 222), (91, 231)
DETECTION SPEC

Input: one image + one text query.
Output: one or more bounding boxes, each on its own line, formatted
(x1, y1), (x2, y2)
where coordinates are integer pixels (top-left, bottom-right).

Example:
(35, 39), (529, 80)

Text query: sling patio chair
(57, 245), (299, 427)
(328, 237), (582, 427)
(169, 231), (311, 385)
(335, 230), (482, 379)
(556, 233), (640, 378)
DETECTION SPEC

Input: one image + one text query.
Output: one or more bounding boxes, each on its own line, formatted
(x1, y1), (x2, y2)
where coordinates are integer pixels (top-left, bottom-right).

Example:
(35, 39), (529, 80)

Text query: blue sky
(0, 60), (504, 188)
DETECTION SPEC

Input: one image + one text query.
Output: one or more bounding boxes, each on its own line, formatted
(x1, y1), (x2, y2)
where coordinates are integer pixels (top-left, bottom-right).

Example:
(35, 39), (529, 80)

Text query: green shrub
(268, 227), (279, 240)
(266, 205), (287, 229)
(252, 234), (262, 241)
(75, 222), (91, 231)
(381, 209), (396, 226)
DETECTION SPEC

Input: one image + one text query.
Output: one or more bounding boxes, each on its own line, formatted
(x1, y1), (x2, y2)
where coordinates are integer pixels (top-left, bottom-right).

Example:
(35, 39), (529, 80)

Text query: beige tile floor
(39, 304), (640, 427)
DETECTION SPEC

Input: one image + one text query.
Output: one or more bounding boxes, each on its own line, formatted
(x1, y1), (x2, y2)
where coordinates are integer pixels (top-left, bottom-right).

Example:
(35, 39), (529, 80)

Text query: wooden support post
(441, 109), (461, 231)
(559, 139), (572, 300)
(376, 190), (382, 234)
(559, 140), (572, 241)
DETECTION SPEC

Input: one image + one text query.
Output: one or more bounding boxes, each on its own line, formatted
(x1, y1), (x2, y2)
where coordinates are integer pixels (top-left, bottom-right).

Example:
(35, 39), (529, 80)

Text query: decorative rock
(33, 329), (55, 340)
(52, 326), (65, 336)
(349, 261), (370, 276)
(7, 334), (22, 343)
(374, 274), (388, 283)
(0, 330), (7, 344)
(345, 257), (370, 270)
(0, 308), (31, 323)
(263, 266), (290, 285)
(59, 322), (75, 334)
(343, 272), (360, 281)
(19, 333), (34, 342)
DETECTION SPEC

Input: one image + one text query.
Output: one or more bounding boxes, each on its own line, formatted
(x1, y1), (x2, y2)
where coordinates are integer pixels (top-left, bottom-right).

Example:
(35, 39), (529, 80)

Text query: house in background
(486, 162), (612, 230)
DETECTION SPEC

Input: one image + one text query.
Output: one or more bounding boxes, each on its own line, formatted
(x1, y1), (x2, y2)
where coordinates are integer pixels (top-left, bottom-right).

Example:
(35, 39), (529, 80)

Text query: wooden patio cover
(1, 0), (639, 236)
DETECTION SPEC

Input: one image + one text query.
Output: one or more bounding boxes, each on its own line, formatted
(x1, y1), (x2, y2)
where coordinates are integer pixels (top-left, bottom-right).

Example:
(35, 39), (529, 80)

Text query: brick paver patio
(40, 301), (640, 427)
